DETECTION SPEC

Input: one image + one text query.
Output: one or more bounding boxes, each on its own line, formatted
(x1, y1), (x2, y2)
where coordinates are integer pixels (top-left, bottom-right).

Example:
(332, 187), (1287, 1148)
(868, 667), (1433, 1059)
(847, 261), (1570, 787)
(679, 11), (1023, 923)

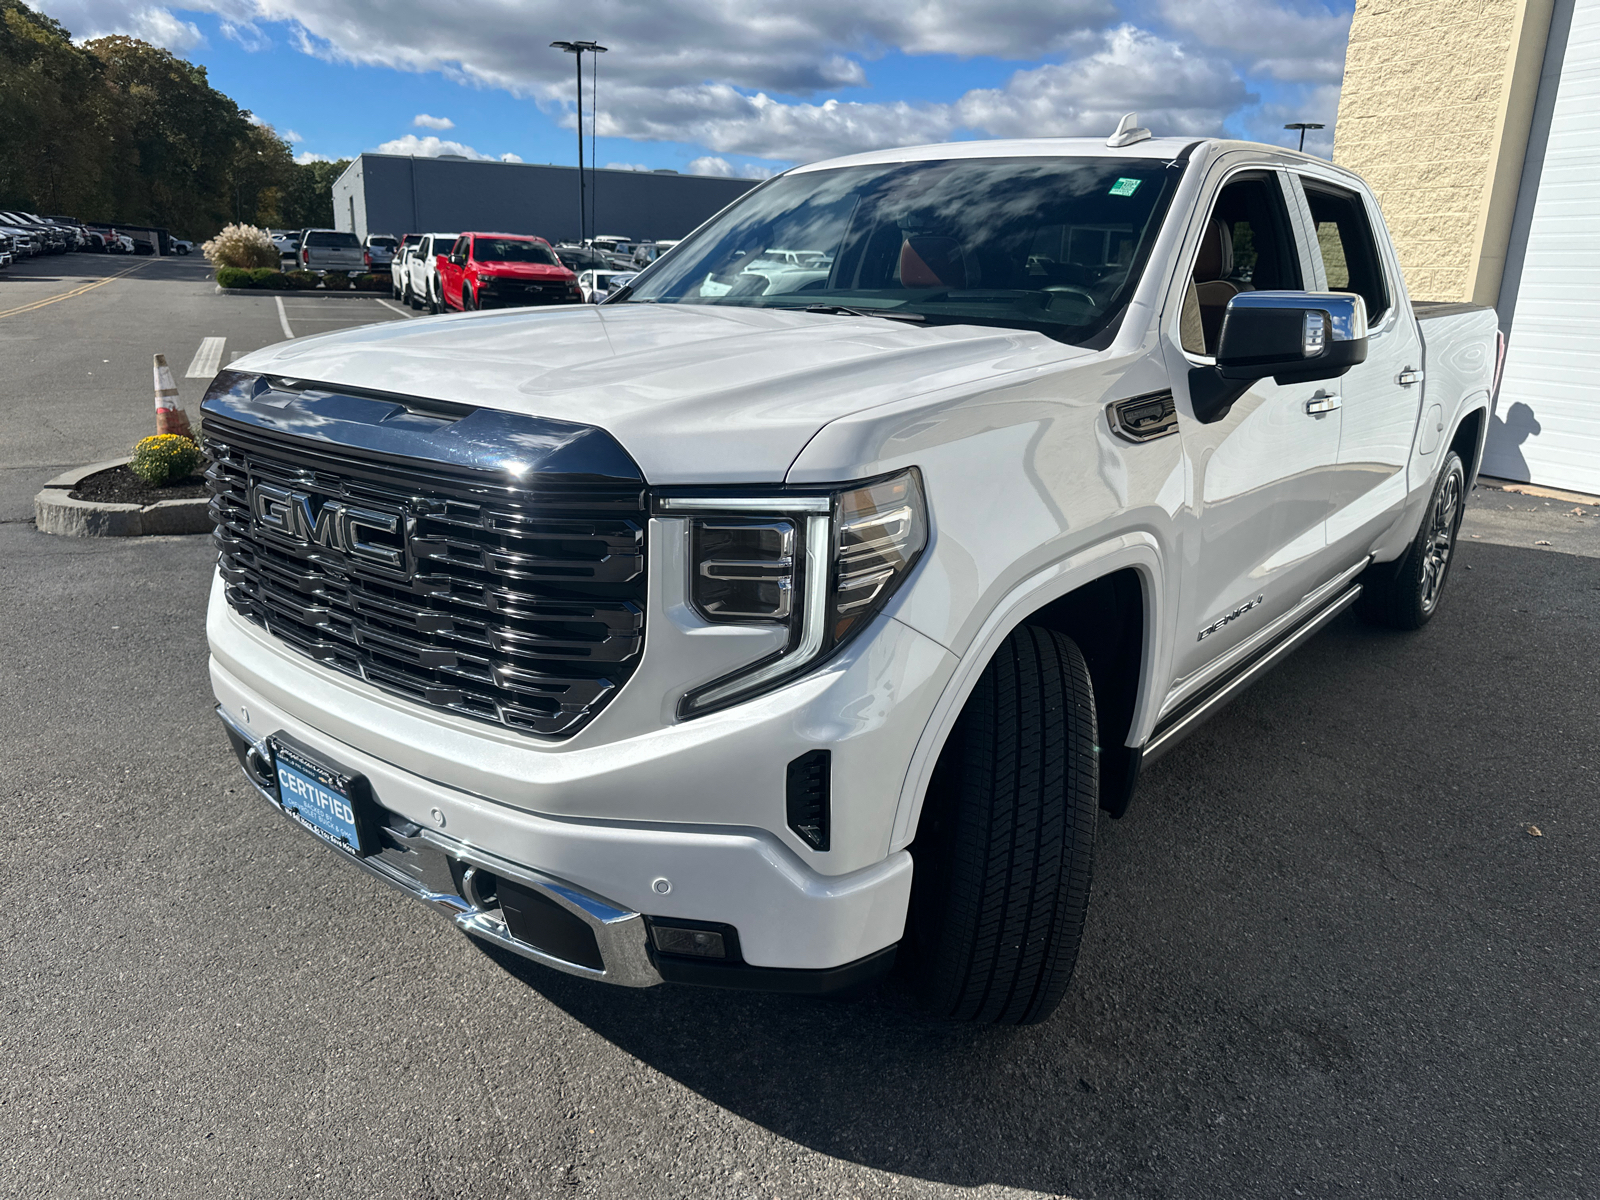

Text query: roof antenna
(1106, 113), (1151, 148)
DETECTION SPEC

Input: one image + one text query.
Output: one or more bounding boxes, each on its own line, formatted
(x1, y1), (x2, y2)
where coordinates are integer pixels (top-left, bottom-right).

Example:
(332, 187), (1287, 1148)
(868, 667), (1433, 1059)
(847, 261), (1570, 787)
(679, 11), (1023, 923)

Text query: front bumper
(211, 648), (918, 981)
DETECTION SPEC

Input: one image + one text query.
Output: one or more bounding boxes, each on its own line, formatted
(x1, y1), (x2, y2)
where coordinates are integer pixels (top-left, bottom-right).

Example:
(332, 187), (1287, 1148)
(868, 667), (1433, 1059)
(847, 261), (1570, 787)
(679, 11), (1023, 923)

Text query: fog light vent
(651, 925), (728, 959)
(786, 749), (830, 851)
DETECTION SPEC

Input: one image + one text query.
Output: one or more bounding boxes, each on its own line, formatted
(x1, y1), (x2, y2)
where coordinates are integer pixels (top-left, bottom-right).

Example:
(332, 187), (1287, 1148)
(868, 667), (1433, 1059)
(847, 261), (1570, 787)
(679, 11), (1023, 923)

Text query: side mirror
(1189, 291), (1369, 423)
(450, 252), (466, 265)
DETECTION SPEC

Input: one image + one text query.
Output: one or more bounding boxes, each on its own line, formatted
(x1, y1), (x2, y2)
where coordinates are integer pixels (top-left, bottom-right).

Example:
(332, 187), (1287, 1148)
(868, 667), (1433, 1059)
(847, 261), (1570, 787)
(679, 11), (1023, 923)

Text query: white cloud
(220, 18), (270, 51)
(374, 133), (498, 159)
(604, 162), (653, 172)
(955, 25), (1251, 139)
(30, 0), (204, 48)
(283, 129), (303, 142)
(1156, 0), (1351, 84)
(588, 25), (1246, 163)
(294, 150), (338, 164)
(1235, 82), (1342, 158)
(687, 156), (736, 177)
(499, 152), (524, 162)
(27, 0), (1341, 165)
(686, 157), (780, 180)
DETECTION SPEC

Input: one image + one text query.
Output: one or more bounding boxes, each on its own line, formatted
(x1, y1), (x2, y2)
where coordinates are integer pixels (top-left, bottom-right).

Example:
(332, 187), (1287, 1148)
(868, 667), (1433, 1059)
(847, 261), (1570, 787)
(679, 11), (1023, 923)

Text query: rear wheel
(1358, 450), (1466, 630)
(903, 624), (1099, 1024)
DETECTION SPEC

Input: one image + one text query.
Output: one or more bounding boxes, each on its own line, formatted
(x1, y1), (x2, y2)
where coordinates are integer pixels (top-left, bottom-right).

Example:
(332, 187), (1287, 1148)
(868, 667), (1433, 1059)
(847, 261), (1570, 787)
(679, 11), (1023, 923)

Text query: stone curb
(214, 286), (393, 298)
(34, 457), (212, 538)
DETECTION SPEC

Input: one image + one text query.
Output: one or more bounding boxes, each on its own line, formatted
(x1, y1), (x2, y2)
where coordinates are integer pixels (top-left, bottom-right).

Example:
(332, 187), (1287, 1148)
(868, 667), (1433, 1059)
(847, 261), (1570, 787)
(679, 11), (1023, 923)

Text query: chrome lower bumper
(217, 705), (662, 988)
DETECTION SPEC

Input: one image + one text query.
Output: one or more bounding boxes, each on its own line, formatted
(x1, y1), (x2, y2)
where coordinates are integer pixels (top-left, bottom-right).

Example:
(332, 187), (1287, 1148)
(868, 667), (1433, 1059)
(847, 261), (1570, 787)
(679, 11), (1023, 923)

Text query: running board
(1142, 582), (1363, 764)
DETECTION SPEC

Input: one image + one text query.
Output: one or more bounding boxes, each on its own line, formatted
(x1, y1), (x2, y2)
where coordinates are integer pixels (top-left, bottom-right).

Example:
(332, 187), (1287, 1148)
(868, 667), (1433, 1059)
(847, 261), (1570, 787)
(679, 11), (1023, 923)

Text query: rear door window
(306, 231), (360, 248)
(1302, 181), (1390, 322)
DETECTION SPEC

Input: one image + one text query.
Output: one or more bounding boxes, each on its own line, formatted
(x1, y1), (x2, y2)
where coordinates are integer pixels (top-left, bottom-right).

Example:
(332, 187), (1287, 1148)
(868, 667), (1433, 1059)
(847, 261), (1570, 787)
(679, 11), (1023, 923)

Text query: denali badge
(1197, 594), (1264, 641)
(249, 482), (406, 569)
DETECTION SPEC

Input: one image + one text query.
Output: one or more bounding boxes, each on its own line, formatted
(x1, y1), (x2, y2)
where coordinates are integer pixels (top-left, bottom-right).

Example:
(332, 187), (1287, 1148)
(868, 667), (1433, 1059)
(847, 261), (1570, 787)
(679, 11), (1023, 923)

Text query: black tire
(903, 624), (1099, 1025)
(1358, 449), (1466, 630)
(427, 283), (440, 315)
(464, 286), (475, 311)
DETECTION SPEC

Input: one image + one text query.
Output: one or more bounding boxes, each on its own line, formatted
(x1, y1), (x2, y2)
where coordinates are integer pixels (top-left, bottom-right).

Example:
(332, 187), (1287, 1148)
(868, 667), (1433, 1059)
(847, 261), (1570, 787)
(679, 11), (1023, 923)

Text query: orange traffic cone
(153, 353), (195, 440)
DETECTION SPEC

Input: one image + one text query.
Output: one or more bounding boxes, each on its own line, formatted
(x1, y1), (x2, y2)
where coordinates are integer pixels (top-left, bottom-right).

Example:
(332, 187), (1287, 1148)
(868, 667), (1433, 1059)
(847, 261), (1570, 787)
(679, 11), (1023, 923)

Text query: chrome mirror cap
(1226, 290), (1369, 344)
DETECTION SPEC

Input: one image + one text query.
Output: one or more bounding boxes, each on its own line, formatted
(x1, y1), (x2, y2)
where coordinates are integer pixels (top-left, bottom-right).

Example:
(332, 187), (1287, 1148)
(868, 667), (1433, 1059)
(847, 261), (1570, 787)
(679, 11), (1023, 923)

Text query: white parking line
(275, 296), (294, 340)
(375, 299), (415, 319)
(185, 336), (226, 378)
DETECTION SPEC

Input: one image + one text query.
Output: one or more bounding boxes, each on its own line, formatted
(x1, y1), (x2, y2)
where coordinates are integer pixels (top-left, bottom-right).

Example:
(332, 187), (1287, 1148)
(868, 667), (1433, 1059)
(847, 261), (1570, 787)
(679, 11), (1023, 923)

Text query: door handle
(1305, 392), (1341, 415)
(1397, 367), (1424, 387)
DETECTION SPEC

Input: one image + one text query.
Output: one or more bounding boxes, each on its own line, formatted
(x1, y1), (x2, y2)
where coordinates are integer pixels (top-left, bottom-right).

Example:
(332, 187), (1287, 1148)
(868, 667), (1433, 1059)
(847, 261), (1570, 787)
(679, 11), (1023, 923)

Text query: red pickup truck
(438, 233), (582, 311)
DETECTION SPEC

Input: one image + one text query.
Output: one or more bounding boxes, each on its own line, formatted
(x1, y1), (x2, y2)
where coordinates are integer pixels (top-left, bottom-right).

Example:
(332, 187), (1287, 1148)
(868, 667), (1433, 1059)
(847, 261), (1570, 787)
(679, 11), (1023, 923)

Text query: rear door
(1162, 162), (1346, 696)
(1289, 172), (1426, 557)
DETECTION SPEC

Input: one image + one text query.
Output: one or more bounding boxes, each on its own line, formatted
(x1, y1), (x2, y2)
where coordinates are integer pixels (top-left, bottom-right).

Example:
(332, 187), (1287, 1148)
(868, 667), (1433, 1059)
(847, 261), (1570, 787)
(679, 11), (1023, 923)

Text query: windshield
(474, 238), (559, 265)
(624, 156), (1180, 343)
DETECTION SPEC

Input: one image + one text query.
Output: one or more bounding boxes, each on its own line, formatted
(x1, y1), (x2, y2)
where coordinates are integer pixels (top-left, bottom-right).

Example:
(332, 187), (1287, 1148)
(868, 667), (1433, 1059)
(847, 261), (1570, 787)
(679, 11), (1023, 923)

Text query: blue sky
(34, 0), (1353, 177)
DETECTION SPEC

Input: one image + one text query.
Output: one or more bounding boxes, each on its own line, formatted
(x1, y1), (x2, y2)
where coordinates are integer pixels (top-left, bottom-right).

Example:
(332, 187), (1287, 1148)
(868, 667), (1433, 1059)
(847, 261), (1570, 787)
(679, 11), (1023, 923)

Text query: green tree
(85, 35), (254, 236)
(281, 158), (352, 230)
(0, 3), (345, 239)
(0, 1), (110, 215)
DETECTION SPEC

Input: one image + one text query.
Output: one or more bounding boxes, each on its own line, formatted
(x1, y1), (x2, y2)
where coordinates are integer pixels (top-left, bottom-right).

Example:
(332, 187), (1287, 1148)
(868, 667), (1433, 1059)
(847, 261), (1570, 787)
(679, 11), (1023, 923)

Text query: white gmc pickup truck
(204, 128), (1500, 1024)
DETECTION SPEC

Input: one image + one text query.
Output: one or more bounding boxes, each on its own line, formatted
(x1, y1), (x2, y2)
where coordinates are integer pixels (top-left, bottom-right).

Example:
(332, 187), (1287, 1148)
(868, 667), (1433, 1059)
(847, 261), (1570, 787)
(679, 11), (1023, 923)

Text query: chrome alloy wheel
(1420, 466), (1463, 614)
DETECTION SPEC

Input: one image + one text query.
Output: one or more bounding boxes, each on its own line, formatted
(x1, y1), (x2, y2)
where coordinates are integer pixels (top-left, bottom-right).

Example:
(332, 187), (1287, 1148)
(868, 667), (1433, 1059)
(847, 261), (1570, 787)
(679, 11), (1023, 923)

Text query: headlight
(658, 467), (927, 717)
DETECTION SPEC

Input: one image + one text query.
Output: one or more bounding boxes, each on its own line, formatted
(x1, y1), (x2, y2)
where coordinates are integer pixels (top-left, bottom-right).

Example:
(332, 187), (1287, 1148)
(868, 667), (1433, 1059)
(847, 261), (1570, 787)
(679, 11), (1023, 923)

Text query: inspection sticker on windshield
(1108, 177), (1142, 197)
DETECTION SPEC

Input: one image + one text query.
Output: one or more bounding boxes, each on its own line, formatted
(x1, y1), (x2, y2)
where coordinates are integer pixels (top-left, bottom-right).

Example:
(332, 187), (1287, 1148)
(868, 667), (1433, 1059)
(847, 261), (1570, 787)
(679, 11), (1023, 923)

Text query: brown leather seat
(900, 235), (969, 288)
(1191, 217), (1243, 352)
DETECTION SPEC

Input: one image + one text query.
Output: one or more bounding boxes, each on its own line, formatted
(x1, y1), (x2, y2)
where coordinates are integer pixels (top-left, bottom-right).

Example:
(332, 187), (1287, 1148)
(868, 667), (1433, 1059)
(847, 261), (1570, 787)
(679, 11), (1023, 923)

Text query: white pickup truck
(203, 127), (1500, 1024)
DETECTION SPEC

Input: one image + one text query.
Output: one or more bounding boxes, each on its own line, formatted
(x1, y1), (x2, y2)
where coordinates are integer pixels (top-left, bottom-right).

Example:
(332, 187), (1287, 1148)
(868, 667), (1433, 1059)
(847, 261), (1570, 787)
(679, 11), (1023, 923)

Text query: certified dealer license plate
(269, 737), (373, 856)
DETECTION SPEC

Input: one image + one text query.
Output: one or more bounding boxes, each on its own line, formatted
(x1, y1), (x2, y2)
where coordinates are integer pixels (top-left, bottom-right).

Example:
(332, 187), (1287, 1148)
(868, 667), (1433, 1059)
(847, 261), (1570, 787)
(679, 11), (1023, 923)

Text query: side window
(450, 236), (467, 258)
(1181, 172), (1303, 356)
(1303, 182), (1389, 322)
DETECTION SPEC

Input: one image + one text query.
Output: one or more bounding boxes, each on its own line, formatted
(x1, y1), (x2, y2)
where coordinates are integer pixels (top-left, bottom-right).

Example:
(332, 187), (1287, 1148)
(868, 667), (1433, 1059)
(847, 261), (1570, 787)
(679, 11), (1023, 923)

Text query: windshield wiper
(802, 303), (925, 322)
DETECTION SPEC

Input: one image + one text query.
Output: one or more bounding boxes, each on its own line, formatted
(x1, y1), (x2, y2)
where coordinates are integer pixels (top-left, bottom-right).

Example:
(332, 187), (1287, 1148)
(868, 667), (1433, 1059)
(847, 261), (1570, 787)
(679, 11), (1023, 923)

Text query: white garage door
(1485, 0), (1600, 495)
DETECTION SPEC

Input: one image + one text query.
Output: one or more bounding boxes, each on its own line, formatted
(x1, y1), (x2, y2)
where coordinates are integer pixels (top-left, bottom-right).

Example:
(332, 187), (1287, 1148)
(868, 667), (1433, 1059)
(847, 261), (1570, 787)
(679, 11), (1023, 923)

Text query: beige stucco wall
(1334, 0), (1554, 303)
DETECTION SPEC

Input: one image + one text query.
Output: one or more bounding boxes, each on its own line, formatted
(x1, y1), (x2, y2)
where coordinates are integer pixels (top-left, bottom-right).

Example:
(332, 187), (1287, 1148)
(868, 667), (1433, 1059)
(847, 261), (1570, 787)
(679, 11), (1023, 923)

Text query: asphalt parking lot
(1, 254), (1597, 1200)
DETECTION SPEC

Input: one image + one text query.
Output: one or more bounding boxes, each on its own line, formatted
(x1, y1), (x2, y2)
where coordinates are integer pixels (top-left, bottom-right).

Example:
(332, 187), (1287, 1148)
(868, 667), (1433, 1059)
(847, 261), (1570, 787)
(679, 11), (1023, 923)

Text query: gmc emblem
(249, 481), (406, 570)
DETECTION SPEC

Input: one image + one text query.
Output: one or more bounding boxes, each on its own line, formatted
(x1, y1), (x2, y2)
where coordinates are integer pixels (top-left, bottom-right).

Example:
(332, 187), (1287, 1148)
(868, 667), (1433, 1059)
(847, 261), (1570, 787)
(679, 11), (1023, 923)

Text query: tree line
(0, 0), (349, 238)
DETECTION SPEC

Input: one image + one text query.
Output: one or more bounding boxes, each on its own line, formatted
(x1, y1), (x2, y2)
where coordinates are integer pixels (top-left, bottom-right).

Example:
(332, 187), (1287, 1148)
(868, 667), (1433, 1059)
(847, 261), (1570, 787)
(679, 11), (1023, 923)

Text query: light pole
(551, 39), (608, 246)
(1283, 122), (1325, 153)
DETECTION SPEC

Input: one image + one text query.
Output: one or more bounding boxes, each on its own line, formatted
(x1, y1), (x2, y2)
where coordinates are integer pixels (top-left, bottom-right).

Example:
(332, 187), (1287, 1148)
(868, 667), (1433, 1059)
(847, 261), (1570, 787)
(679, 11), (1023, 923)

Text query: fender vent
(786, 749), (831, 851)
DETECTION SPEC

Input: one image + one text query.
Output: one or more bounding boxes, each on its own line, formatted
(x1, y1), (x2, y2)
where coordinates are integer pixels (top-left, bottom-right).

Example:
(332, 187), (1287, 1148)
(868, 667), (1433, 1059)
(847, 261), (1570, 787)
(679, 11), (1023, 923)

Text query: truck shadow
(481, 541), (1599, 1195)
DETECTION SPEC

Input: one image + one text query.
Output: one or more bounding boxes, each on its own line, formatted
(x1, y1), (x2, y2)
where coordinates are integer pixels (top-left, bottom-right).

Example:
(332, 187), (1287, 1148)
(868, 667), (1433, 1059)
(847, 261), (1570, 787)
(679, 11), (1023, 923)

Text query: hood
(477, 262), (572, 279)
(232, 303), (1088, 483)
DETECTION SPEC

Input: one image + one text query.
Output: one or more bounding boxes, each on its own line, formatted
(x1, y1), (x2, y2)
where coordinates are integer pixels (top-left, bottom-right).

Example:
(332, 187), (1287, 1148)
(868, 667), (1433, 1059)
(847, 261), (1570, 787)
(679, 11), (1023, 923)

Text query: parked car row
(389, 231), (598, 312)
(366, 227), (684, 312)
(0, 210), (86, 259)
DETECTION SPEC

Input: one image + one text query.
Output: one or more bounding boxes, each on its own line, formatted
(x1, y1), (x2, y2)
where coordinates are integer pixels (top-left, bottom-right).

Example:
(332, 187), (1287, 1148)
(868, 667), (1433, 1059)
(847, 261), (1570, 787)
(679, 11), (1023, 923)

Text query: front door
(1163, 167), (1345, 698)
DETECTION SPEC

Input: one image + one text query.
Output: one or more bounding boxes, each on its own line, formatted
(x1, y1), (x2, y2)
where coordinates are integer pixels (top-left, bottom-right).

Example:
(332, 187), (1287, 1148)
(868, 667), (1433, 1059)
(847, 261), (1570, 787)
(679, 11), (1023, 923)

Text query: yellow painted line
(0, 261), (149, 320)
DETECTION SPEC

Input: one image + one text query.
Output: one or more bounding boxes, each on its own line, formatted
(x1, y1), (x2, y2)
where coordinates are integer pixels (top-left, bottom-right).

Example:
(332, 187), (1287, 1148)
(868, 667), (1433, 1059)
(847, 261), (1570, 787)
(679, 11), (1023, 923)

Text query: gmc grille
(204, 421), (646, 738)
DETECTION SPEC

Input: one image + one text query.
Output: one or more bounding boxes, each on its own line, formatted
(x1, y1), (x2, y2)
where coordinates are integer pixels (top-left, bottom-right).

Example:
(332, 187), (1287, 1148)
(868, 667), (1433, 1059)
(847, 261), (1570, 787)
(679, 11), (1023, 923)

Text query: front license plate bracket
(267, 733), (381, 857)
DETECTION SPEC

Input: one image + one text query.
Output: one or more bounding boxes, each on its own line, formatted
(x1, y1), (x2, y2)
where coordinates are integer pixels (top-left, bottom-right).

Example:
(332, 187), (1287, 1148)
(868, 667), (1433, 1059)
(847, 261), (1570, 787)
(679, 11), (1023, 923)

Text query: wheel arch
(889, 534), (1167, 851)
(1450, 398), (1489, 489)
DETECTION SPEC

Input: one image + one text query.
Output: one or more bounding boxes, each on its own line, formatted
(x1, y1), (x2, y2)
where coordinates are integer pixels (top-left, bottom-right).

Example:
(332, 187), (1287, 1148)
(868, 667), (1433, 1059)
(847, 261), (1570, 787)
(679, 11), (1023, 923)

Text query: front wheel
(1358, 449), (1466, 630)
(427, 283), (440, 315)
(902, 624), (1099, 1024)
